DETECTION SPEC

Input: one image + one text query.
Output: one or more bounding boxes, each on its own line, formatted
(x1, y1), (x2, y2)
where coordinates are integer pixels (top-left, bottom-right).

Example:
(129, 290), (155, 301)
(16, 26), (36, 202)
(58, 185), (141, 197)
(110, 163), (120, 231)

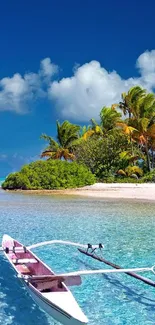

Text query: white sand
(74, 183), (155, 201)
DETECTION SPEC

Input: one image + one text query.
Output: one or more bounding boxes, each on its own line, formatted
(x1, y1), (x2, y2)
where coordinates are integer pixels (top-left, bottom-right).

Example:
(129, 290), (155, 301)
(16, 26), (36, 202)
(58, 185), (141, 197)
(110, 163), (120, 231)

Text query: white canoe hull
(2, 234), (88, 325)
(25, 281), (87, 325)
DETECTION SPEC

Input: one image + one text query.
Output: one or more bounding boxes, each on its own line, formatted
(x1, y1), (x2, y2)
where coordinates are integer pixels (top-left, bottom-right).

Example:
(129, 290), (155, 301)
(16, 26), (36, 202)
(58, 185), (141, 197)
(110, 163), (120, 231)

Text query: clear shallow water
(0, 190), (155, 324)
(0, 178), (5, 186)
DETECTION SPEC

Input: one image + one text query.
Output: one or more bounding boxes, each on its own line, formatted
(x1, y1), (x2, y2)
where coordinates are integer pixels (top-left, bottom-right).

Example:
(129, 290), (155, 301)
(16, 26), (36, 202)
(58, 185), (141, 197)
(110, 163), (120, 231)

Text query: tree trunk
(129, 135), (135, 166)
(151, 150), (154, 169)
(129, 110), (131, 119)
(145, 143), (151, 172)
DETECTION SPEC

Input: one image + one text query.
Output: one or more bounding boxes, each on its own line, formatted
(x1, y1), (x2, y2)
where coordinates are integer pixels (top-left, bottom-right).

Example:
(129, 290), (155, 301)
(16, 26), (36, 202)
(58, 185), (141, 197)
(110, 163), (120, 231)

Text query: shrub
(2, 160), (96, 190)
(114, 177), (143, 183)
(74, 132), (129, 179)
(125, 166), (143, 177)
(2, 172), (31, 190)
(142, 170), (155, 183)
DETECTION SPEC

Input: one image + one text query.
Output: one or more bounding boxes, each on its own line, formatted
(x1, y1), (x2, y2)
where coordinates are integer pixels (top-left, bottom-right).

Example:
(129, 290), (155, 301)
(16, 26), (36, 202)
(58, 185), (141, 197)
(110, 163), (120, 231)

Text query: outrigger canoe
(1, 235), (155, 325)
(2, 235), (88, 325)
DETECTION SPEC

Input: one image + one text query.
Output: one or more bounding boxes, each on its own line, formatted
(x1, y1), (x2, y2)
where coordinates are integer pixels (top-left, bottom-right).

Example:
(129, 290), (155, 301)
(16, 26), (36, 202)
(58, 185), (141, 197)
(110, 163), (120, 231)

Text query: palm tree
(83, 107), (122, 140)
(126, 93), (155, 171)
(41, 120), (80, 160)
(116, 121), (137, 156)
(131, 118), (155, 171)
(119, 86), (146, 119)
(81, 119), (103, 140)
(133, 92), (155, 120)
(100, 106), (122, 132)
(117, 88), (155, 171)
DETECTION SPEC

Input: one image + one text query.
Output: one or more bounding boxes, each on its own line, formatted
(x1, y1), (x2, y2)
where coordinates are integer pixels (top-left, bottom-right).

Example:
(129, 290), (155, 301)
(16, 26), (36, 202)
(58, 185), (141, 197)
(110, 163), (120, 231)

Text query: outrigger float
(1, 235), (155, 325)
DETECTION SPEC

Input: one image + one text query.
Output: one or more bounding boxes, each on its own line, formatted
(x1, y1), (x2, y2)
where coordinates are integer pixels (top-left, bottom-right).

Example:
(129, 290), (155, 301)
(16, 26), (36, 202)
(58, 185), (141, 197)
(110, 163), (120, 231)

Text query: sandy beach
(76, 183), (155, 201)
(12, 183), (155, 201)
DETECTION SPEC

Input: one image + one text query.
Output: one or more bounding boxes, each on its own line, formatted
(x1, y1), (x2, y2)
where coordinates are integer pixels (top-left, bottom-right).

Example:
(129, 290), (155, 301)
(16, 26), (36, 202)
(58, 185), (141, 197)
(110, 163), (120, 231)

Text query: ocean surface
(0, 189), (155, 325)
(0, 178), (5, 186)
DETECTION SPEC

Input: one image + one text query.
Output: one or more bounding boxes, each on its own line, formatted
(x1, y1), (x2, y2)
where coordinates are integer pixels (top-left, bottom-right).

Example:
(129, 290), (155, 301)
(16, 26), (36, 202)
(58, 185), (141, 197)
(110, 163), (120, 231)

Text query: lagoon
(0, 178), (5, 187)
(0, 189), (155, 324)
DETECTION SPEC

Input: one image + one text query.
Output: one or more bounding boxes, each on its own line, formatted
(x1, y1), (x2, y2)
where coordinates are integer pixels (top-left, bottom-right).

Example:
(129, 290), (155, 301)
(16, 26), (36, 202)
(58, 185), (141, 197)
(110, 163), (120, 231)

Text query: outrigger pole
(59, 265), (155, 277)
(0, 241), (101, 252)
(21, 264), (155, 284)
(78, 248), (155, 287)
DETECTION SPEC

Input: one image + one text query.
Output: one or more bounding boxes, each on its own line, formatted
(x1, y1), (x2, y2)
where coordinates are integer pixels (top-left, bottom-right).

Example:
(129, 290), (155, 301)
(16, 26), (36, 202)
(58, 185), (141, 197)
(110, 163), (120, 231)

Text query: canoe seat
(35, 280), (63, 292)
(35, 281), (55, 291)
(12, 258), (38, 264)
(5, 246), (27, 253)
(16, 264), (31, 274)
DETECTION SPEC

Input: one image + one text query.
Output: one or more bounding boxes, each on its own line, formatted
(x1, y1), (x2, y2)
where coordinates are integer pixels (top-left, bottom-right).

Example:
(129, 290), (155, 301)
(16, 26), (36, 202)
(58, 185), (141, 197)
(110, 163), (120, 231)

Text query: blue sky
(1, 0), (155, 176)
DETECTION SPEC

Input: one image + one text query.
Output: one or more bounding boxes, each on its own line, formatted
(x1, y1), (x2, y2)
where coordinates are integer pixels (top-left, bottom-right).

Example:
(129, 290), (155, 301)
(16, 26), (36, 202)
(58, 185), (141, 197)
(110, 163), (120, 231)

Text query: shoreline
(4, 183), (155, 201)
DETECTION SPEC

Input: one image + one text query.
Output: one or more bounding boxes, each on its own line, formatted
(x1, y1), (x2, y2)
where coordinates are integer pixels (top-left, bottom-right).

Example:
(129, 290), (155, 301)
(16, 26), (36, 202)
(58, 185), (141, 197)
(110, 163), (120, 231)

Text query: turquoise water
(0, 189), (155, 324)
(0, 178), (5, 186)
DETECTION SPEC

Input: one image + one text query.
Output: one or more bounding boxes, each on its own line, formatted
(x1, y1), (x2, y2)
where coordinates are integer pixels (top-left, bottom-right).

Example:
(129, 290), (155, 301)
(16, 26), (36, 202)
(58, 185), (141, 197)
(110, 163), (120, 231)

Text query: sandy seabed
(14, 183), (155, 201)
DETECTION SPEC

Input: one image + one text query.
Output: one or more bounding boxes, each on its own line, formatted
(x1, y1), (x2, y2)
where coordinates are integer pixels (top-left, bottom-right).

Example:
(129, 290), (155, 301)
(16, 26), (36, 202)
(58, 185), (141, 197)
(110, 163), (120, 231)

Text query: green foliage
(2, 160), (96, 190)
(118, 149), (141, 170)
(125, 166), (143, 177)
(119, 86), (146, 118)
(117, 166), (143, 182)
(2, 172), (31, 190)
(100, 106), (122, 132)
(100, 175), (143, 183)
(41, 120), (81, 160)
(100, 175), (116, 183)
(142, 170), (155, 183)
(113, 177), (143, 183)
(74, 130), (129, 179)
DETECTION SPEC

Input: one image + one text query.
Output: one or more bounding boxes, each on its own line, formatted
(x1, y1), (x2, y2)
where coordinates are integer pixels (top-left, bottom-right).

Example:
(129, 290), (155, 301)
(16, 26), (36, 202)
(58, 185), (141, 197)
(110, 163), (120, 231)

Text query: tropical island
(2, 85), (155, 193)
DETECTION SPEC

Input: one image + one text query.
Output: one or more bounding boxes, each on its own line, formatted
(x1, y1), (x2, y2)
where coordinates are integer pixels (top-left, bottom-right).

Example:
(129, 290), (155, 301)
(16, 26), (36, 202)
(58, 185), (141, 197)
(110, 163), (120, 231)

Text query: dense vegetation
(2, 160), (96, 190)
(3, 85), (155, 190)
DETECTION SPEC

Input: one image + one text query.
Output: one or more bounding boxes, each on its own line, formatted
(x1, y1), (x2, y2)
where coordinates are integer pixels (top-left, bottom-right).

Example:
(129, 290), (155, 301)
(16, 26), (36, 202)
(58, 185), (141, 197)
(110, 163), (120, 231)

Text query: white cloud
(1, 50), (155, 119)
(49, 61), (137, 120)
(49, 50), (155, 121)
(0, 58), (58, 113)
(0, 73), (31, 113)
(40, 58), (58, 79)
(136, 50), (155, 89)
(137, 50), (155, 74)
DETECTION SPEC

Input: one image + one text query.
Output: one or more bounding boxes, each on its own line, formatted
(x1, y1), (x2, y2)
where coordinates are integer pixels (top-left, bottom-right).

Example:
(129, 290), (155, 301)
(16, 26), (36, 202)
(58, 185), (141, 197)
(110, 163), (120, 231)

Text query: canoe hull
(23, 281), (88, 325)
(2, 234), (88, 325)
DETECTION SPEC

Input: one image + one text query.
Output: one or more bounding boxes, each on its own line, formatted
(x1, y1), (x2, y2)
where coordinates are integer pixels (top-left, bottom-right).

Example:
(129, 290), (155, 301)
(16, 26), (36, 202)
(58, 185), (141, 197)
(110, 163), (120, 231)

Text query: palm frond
(117, 169), (127, 176)
(56, 120), (80, 148)
(100, 106), (122, 131)
(40, 134), (59, 150)
(82, 129), (95, 140)
(119, 86), (146, 118)
(138, 117), (149, 132)
(40, 150), (57, 159)
(90, 118), (98, 126)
